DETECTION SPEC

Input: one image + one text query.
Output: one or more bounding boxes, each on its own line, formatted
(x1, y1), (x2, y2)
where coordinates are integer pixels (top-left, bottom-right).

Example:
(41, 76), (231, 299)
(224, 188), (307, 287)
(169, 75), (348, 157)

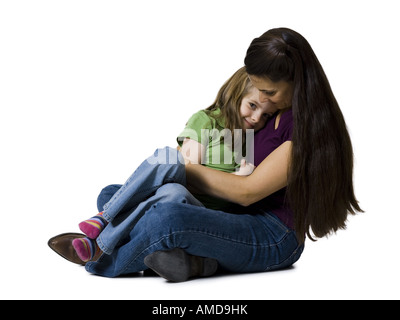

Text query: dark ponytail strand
(245, 28), (363, 243)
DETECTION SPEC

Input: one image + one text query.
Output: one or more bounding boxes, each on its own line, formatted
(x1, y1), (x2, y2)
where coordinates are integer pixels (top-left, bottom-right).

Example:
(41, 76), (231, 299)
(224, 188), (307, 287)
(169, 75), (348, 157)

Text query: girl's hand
(233, 159), (255, 176)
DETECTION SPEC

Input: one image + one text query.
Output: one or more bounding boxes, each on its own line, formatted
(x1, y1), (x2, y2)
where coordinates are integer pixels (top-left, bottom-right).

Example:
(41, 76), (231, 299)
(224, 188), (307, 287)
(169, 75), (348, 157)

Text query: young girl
(70, 67), (277, 262)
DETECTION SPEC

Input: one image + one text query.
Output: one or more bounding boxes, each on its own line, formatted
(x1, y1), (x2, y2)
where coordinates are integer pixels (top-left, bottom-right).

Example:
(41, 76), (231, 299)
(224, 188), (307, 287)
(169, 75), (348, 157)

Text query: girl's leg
(79, 147), (185, 238)
(76, 184), (122, 239)
(85, 201), (304, 278)
(78, 212), (108, 239)
(71, 184), (122, 261)
(96, 183), (204, 255)
(73, 182), (202, 260)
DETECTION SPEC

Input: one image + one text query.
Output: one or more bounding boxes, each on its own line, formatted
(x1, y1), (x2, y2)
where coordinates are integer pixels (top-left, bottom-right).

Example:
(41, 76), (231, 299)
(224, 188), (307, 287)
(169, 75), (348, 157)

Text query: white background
(1, 0), (399, 300)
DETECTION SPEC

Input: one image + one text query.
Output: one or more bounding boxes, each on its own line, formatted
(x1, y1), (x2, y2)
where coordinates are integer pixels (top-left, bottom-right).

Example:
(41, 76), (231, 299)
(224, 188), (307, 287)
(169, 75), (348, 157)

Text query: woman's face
(248, 75), (294, 111)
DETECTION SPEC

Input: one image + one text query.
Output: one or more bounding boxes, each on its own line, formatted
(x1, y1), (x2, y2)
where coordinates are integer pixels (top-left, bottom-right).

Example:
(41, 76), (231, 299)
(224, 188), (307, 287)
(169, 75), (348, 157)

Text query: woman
(49, 27), (362, 282)
(186, 27), (362, 243)
(71, 67), (274, 262)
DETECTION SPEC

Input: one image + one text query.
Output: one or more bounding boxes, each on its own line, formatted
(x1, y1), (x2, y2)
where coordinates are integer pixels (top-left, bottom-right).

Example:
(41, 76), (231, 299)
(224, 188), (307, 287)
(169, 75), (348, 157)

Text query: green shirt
(177, 108), (241, 210)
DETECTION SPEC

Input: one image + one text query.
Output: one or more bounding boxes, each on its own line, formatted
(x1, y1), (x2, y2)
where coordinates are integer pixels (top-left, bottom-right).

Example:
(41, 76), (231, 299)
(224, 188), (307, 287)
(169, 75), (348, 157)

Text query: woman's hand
(233, 159), (255, 176)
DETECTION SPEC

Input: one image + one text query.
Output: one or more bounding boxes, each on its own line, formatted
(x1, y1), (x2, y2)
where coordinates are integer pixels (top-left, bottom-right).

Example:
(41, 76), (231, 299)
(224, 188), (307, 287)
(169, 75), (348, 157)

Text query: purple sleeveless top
(253, 109), (294, 228)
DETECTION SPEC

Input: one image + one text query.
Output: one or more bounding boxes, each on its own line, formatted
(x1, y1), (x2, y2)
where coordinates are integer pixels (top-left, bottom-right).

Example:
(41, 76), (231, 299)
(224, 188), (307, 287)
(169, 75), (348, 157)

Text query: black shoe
(144, 248), (218, 282)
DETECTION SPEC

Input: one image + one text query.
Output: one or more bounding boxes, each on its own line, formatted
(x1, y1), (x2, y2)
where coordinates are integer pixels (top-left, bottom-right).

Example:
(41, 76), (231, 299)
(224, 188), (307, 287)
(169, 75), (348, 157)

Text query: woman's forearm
(185, 141), (292, 206)
(185, 164), (250, 205)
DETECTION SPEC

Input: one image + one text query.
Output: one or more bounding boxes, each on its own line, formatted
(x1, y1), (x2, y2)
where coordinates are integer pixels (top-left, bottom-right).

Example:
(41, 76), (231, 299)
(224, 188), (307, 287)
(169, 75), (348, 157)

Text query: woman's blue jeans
(85, 147), (304, 277)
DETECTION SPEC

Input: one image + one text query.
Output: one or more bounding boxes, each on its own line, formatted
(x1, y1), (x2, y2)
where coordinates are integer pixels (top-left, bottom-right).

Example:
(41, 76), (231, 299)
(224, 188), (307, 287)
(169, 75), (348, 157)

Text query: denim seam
(96, 234), (113, 255)
(264, 242), (303, 271)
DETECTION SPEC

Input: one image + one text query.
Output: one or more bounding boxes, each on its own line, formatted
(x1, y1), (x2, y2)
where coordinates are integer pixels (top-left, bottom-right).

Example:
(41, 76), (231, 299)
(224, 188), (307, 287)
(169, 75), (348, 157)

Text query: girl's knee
(156, 183), (187, 196)
(147, 147), (186, 185)
(155, 184), (203, 206)
(150, 146), (185, 166)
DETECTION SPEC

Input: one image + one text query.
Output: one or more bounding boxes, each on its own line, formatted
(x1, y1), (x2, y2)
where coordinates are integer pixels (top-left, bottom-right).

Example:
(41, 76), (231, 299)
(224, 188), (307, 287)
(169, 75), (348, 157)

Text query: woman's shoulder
(276, 109), (293, 141)
(278, 108), (293, 126)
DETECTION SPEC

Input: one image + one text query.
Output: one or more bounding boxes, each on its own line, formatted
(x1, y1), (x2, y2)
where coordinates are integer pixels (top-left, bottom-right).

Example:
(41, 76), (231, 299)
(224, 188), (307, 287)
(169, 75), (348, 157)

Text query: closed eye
(262, 90), (276, 96)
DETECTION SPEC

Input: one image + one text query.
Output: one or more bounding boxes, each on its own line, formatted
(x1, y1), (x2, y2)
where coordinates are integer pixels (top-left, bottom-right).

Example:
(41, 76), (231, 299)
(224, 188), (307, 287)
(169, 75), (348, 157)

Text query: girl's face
(240, 86), (277, 132)
(248, 75), (294, 111)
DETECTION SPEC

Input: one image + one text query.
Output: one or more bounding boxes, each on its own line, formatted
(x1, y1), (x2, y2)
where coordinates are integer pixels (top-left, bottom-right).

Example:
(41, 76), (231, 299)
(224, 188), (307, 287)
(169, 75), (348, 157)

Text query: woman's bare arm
(185, 141), (292, 206)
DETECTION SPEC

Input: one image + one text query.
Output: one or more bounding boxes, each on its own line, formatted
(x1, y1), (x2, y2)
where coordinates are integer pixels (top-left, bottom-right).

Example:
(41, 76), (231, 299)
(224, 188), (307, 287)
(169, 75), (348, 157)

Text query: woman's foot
(144, 248), (218, 282)
(78, 211), (108, 239)
(72, 237), (102, 262)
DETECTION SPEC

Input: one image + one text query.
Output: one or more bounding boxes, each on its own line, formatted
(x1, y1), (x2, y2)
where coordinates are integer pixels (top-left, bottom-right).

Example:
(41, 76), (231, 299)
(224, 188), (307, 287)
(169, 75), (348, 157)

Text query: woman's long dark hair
(245, 28), (363, 243)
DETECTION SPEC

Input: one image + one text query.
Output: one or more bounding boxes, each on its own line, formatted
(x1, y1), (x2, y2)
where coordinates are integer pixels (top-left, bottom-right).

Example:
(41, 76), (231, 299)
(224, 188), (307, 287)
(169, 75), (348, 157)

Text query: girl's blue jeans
(85, 147), (304, 277)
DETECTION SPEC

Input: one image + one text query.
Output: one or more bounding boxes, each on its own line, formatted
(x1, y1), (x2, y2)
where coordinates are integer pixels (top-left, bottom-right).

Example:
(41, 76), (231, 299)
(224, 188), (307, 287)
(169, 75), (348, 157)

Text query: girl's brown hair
(206, 66), (252, 133)
(245, 28), (363, 243)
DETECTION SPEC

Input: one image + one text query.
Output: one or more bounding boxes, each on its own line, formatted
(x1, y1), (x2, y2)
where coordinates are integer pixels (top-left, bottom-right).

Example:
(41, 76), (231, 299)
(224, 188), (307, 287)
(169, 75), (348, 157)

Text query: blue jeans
(95, 147), (194, 254)
(85, 147), (304, 277)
